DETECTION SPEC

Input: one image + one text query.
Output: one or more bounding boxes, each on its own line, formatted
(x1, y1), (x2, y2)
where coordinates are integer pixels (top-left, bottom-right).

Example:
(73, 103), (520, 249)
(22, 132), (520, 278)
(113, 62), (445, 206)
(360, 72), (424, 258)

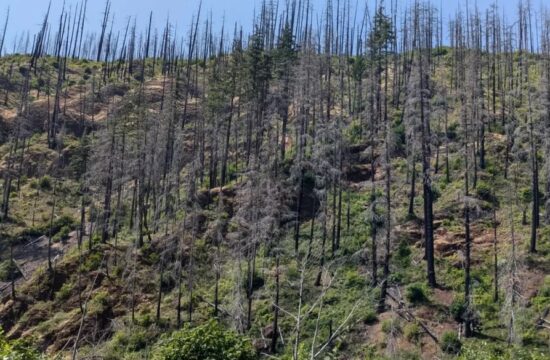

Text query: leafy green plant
(0, 260), (18, 282)
(404, 323), (421, 343)
(450, 297), (467, 322)
(476, 181), (498, 205)
(39, 176), (52, 191)
(88, 290), (110, 316)
(395, 241), (412, 268)
(55, 282), (73, 302)
(381, 318), (401, 334)
(81, 251), (103, 272)
(362, 309), (378, 325)
(441, 331), (461, 354)
(0, 329), (40, 360)
(111, 328), (150, 352)
(344, 269), (365, 289)
(154, 320), (256, 360)
(52, 225), (71, 242)
(405, 283), (429, 305)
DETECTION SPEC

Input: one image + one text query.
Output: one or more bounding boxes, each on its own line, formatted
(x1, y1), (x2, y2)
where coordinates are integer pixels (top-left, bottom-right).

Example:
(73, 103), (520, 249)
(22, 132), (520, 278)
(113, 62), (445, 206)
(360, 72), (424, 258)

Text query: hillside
(1, 1), (550, 359)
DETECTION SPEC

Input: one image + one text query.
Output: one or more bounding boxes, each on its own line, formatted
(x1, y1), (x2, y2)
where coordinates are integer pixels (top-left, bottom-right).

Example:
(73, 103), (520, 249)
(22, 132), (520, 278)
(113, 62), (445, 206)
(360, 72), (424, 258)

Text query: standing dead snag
(366, 2), (395, 313)
(0, 7), (9, 57)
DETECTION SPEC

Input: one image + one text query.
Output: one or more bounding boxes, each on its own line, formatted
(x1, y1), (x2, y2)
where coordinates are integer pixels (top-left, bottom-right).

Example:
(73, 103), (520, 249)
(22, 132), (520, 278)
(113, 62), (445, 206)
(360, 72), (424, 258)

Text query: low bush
(381, 318), (401, 335)
(476, 181), (498, 205)
(450, 297), (467, 322)
(405, 283), (429, 305)
(39, 176), (52, 191)
(154, 320), (256, 360)
(88, 290), (110, 316)
(0, 260), (18, 282)
(441, 331), (461, 354)
(362, 310), (378, 325)
(55, 282), (73, 302)
(404, 323), (421, 343)
(0, 329), (40, 359)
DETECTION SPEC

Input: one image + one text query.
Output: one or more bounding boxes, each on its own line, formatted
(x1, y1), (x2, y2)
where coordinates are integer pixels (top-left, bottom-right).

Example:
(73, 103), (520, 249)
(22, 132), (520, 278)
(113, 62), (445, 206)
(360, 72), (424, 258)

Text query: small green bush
(21, 214), (76, 239)
(88, 290), (110, 316)
(81, 251), (103, 272)
(112, 328), (150, 352)
(450, 297), (467, 322)
(381, 318), (401, 335)
(458, 341), (549, 359)
(344, 269), (365, 289)
(431, 185), (441, 202)
(53, 225), (71, 242)
(395, 241), (412, 268)
(404, 323), (421, 343)
(362, 310), (378, 325)
(476, 181), (498, 205)
(39, 176), (52, 190)
(0, 329), (40, 359)
(539, 276), (550, 297)
(405, 283), (429, 305)
(135, 311), (154, 328)
(154, 320), (256, 360)
(0, 260), (18, 282)
(29, 179), (39, 189)
(55, 282), (73, 301)
(441, 331), (461, 354)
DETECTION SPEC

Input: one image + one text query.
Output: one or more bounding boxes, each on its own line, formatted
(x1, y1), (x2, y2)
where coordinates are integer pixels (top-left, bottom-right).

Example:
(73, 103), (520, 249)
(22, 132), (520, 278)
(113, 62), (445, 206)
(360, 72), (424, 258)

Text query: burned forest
(0, 0), (550, 359)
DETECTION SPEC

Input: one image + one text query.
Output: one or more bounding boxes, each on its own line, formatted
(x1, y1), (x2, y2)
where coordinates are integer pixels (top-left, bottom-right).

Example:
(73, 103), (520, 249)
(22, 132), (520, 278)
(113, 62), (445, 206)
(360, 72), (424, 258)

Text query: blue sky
(0, 0), (546, 52)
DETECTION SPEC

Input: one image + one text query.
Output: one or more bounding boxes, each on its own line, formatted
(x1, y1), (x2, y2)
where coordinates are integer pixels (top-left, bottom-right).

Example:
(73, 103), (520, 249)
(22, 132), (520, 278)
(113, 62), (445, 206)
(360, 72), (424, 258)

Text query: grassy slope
(0, 53), (548, 360)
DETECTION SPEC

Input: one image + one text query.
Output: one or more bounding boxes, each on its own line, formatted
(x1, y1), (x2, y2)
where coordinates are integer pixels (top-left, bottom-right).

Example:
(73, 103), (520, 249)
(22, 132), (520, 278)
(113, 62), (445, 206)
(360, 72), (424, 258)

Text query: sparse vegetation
(0, 0), (549, 359)
(441, 331), (462, 354)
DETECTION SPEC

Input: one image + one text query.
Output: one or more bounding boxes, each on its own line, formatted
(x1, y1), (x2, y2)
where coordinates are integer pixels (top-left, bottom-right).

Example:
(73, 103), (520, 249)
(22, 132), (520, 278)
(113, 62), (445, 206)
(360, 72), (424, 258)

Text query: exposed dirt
(434, 224), (496, 258)
(0, 230), (80, 299)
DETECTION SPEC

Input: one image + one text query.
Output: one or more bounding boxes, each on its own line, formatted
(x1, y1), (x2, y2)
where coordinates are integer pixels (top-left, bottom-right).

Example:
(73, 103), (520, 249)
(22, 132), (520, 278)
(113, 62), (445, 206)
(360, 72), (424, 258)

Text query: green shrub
(55, 282), (73, 301)
(395, 241), (412, 268)
(344, 269), (365, 289)
(0, 329), (40, 360)
(476, 181), (498, 205)
(458, 341), (549, 359)
(88, 290), (110, 316)
(404, 323), (421, 343)
(520, 187), (533, 208)
(154, 320), (256, 360)
(53, 225), (71, 242)
(135, 310), (154, 328)
(21, 214), (76, 239)
(539, 276), (550, 297)
(39, 176), (52, 190)
(362, 310), (378, 325)
(431, 185), (441, 202)
(441, 331), (461, 354)
(392, 117), (406, 155)
(381, 318), (401, 335)
(81, 251), (103, 272)
(405, 283), (429, 305)
(0, 260), (18, 282)
(450, 297), (467, 322)
(29, 179), (39, 189)
(112, 328), (150, 352)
